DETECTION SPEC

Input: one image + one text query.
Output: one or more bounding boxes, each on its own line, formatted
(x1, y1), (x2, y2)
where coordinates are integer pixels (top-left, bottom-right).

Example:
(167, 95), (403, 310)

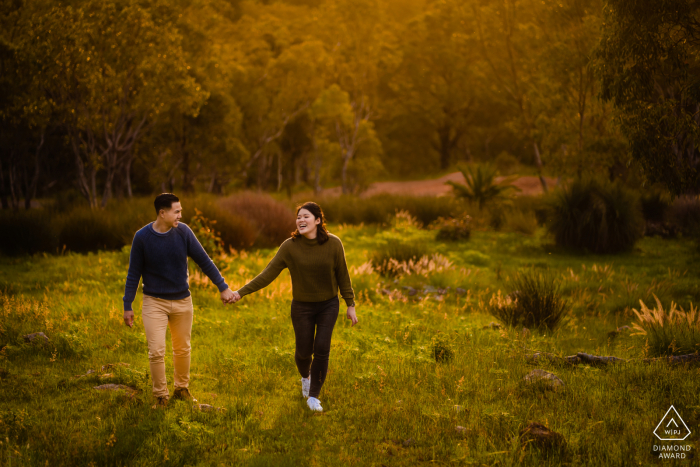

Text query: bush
(0, 211), (58, 256)
(184, 197), (256, 250)
(189, 208), (224, 257)
(218, 192), (295, 248)
(431, 334), (454, 363)
(547, 178), (644, 254)
(58, 208), (124, 253)
(640, 191), (671, 224)
(668, 195), (700, 237)
(319, 194), (460, 226)
(503, 209), (538, 235)
(632, 296), (700, 357)
(434, 215), (471, 241)
(488, 271), (568, 332)
(494, 151), (520, 176)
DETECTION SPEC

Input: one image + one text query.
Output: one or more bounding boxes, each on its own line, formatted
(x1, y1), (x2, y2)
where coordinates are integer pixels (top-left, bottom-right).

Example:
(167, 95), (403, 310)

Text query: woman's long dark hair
(291, 202), (329, 244)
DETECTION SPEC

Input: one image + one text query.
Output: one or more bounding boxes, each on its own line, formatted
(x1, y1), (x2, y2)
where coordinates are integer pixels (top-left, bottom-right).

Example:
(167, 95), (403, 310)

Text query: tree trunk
(437, 125), (452, 170)
(533, 142), (548, 193)
(125, 157), (133, 198)
(0, 158), (8, 210)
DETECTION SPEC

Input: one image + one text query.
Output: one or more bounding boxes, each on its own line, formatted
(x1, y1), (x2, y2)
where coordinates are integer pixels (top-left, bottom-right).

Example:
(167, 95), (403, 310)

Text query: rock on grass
(519, 421), (566, 451)
(524, 369), (564, 391)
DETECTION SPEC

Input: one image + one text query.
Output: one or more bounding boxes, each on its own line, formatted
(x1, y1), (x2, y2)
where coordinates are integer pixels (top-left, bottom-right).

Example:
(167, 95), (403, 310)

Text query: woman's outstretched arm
(236, 241), (289, 299)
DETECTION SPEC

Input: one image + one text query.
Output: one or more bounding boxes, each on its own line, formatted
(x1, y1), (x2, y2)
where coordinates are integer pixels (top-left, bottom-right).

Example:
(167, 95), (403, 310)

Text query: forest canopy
(1, 0), (697, 208)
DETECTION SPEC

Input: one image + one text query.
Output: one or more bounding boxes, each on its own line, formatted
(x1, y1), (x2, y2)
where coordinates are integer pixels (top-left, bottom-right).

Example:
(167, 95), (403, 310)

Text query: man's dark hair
(154, 193), (180, 215)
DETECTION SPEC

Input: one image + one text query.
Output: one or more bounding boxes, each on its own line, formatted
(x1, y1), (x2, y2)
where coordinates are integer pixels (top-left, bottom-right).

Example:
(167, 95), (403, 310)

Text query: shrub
(632, 296), (700, 357)
(58, 208), (124, 252)
(668, 195), (700, 237)
(184, 197), (256, 250)
(434, 215), (471, 241)
(370, 239), (429, 276)
(503, 209), (538, 235)
(189, 208), (224, 257)
(447, 164), (520, 210)
(547, 178), (644, 254)
(488, 271), (568, 332)
(431, 334), (454, 363)
(0, 210), (58, 256)
(640, 191), (671, 224)
(218, 192), (295, 248)
(319, 194), (460, 226)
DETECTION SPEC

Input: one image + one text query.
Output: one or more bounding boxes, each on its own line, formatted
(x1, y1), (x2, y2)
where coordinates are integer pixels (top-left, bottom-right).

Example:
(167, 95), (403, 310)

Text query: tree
(26, 0), (204, 207)
(390, 0), (481, 170)
(597, 0), (700, 195)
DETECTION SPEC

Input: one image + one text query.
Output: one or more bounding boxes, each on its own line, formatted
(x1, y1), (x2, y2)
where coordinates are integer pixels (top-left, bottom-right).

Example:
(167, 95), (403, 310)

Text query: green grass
(0, 225), (699, 465)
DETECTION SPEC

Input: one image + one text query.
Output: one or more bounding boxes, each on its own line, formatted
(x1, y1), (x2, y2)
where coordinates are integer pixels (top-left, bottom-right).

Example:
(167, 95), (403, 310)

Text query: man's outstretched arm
(184, 225), (231, 303)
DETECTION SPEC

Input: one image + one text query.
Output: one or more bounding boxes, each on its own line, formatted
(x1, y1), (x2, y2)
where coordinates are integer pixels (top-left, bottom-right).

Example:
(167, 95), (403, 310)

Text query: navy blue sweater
(123, 222), (228, 311)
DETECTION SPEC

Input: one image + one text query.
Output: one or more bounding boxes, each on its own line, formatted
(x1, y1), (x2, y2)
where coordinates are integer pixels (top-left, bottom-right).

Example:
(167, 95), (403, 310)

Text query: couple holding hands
(123, 193), (357, 412)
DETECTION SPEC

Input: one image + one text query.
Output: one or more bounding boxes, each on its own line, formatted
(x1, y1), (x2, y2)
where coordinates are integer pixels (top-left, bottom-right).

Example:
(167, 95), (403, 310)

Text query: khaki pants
(142, 295), (193, 398)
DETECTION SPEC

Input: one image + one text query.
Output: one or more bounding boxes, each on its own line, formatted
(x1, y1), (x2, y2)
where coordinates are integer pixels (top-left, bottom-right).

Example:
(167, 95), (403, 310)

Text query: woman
(231, 202), (358, 412)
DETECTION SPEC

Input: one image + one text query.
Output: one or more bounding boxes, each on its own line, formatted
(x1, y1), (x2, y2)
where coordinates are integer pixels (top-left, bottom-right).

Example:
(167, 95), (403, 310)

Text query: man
(123, 193), (235, 408)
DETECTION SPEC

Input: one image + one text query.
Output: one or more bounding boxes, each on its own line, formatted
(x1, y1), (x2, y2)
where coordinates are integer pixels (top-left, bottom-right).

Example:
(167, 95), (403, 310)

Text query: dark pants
(290, 296), (339, 398)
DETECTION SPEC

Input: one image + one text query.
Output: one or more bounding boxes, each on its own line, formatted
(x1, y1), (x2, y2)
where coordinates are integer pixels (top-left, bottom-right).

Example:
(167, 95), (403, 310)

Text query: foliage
(547, 178), (644, 253)
(488, 271), (568, 332)
(447, 165), (520, 210)
(632, 296), (700, 357)
(431, 334), (454, 363)
(189, 209), (224, 258)
(0, 211), (57, 256)
(57, 209), (124, 253)
(434, 215), (472, 241)
(597, 0), (700, 195)
(503, 210), (538, 235)
(370, 240), (429, 276)
(217, 192), (295, 248)
(319, 194), (460, 226)
(668, 196), (700, 237)
(640, 192), (671, 224)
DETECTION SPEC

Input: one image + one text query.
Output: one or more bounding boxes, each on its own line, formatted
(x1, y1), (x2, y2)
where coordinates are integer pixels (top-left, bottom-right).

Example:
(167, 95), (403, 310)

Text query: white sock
(301, 376), (310, 398)
(307, 397), (323, 412)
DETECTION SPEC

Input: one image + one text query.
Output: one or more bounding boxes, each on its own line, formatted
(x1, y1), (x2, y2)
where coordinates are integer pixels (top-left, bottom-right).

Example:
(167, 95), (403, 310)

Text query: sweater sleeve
(238, 243), (288, 297)
(334, 237), (355, 307)
(184, 225), (229, 292)
(123, 234), (145, 312)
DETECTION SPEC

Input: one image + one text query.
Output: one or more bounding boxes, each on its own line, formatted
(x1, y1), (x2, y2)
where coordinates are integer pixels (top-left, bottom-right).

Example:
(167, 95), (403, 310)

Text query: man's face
(160, 202), (182, 228)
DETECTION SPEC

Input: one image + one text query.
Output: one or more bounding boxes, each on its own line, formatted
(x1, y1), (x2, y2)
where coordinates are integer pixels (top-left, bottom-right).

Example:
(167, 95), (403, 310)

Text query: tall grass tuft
(488, 271), (568, 332)
(370, 240), (429, 276)
(547, 178), (644, 253)
(631, 295), (700, 357)
(434, 215), (471, 241)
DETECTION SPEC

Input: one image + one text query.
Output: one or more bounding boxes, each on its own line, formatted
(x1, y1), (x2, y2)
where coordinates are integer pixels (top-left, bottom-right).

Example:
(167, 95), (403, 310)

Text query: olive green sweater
(238, 233), (355, 306)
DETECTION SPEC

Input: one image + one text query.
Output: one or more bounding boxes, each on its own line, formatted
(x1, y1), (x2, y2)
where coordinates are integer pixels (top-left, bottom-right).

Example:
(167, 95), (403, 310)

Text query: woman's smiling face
(297, 208), (321, 238)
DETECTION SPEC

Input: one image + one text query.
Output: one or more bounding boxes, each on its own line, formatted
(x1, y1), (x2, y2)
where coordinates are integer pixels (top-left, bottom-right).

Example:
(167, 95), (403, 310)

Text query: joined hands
(221, 288), (241, 305)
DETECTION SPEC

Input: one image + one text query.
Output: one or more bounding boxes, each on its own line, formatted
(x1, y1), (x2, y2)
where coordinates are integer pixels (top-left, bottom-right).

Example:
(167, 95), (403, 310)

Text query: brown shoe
(151, 396), (169, 409)
(172, 387), (197, 402)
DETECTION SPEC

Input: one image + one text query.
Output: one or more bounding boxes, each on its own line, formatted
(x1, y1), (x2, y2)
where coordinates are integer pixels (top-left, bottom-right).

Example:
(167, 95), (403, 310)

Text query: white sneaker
(301, 377), (310, 398)
(307, 397), (323, 412)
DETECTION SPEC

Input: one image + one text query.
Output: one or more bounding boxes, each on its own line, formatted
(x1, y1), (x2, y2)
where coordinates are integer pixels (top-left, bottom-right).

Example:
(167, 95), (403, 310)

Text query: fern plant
(447, 164), (520, 210)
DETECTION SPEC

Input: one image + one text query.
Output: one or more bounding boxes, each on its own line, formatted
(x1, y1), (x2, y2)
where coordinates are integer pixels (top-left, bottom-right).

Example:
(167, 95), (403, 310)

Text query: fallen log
(524, 350), (699, 367)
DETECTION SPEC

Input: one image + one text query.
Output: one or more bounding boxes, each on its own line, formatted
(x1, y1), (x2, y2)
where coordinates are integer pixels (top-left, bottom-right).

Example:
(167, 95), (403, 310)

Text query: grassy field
(1, 221), (699, 466)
